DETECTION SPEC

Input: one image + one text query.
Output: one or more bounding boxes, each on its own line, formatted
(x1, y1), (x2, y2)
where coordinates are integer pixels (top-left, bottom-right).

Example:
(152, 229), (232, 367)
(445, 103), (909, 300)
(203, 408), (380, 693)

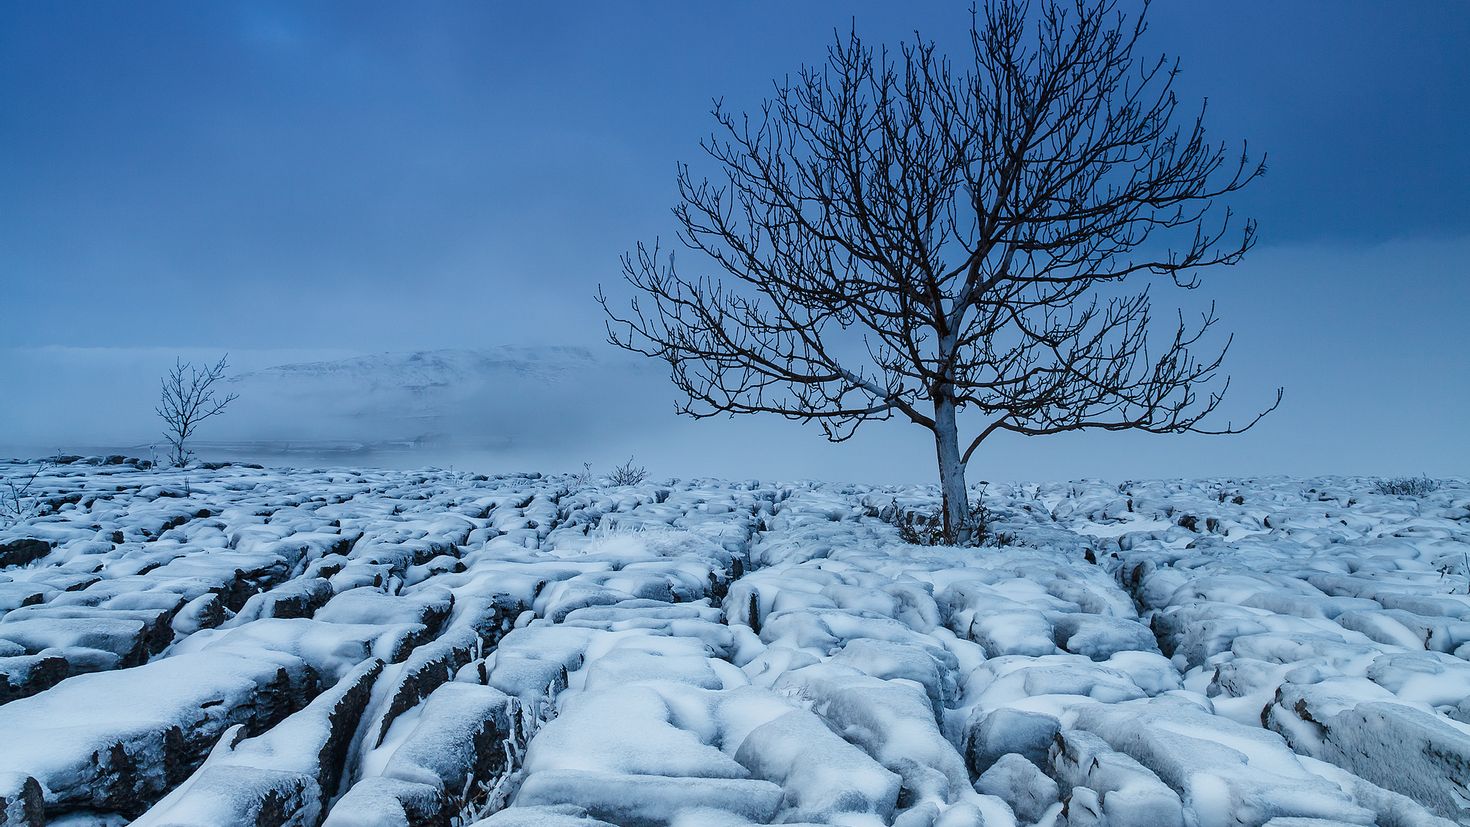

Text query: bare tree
(0, 460), (51, 528)
(157, 356), (239, 467)
(600, 0), (1280, 544)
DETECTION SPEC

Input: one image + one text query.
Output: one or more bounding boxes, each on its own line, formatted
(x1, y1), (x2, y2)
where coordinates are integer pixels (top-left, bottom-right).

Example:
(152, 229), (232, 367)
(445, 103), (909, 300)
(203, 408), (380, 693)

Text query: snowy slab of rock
(0, 461), (1466, 826)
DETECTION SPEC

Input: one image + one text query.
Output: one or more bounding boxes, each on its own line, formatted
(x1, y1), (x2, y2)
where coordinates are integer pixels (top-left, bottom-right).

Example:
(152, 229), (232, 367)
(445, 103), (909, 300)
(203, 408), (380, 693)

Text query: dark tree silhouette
(156, 356), (239, 467)
(600, 0), (1281, 544)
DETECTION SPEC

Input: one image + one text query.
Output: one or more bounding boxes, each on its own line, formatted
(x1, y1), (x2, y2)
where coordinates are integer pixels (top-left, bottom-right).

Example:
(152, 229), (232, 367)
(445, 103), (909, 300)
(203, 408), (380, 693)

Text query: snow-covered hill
(0, 346), (670, 468)
(220, 346), (651, 451)
(230, 346), (605, 410)
(0, 345), (943, 483)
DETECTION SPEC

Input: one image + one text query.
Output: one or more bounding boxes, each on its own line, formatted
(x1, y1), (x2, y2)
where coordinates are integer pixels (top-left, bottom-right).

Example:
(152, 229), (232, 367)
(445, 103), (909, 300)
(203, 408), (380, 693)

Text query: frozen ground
(0, 459), (1467, 827)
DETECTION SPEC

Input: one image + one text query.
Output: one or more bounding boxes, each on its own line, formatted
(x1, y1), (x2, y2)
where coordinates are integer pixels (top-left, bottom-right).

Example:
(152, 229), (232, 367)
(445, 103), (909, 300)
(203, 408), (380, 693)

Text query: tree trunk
(933, 396), (972, 545)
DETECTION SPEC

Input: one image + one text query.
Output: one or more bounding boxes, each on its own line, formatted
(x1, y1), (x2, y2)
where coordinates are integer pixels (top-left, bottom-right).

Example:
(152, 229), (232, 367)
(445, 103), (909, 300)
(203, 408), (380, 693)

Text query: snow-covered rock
(0, 462), (1465, 826)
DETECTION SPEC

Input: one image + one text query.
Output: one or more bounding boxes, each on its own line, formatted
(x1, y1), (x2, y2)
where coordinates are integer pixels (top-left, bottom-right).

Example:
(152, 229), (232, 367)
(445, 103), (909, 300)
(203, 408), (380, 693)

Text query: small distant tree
(157, 356), (238, 467)
(600, 0), (1281, 544)
(608, 457), (649, 486)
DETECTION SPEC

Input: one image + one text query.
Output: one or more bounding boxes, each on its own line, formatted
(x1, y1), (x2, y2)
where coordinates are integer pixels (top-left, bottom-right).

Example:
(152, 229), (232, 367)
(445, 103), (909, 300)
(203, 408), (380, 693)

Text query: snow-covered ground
(0, 459), (1467, 827)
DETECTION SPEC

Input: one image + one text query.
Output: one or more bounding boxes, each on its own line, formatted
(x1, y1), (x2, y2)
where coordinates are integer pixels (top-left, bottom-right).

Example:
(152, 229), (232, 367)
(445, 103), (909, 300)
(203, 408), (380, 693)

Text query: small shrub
(1373, 475), (1442, 497)
(608, 457), (648, 486)
(895, 514), (945, 546)
(1438, 552), (1470, 595)
(889, 497), (1000, 547)
(0, 461), (51, 528)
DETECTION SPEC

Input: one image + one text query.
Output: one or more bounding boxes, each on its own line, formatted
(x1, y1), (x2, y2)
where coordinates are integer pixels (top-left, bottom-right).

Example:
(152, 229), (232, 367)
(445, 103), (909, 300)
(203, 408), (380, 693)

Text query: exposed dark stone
(0, 539), (51, 568)
(370, 628), (481, 748)
(0, 654), (69, 704)
(43, 493), (83, 511)
(966, 708), (1060, 773)
(324, 776), (448, 827)
(0, 656), (317, 819)
(261, 578), (335, 620)
(1267, 688), (1470, 824)
(314, 661), (384, 800)
(57, 573), (102, 592)
(0, 584), (46, 613)
(377, 684), (513, 822)
(212, 559), (295, 613)
(172, 592), (226, 636)
(0, 772), (44, 826)
(131, 659), (382, 826)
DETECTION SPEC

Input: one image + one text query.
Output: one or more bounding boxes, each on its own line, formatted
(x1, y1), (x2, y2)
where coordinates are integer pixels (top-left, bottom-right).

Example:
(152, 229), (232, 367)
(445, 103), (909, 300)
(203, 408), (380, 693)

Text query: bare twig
(0, 461), (51, 528)
(453, 680), (559, 824)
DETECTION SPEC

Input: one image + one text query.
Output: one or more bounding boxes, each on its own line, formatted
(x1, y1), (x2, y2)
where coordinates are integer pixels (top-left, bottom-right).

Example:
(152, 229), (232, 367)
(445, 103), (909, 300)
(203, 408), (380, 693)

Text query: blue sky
(2, 2), (1467, 479)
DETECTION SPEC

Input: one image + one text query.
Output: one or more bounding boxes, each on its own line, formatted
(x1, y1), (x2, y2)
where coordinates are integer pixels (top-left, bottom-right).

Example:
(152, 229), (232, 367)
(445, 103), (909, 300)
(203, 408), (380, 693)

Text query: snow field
(0, 461), (1467, 826)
